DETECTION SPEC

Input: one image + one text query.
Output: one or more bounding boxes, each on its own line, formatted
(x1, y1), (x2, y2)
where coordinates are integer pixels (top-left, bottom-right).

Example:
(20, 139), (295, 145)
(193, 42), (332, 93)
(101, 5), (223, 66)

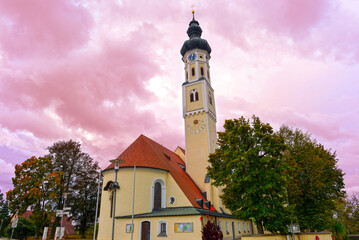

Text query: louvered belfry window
(154, 182), (162, 209)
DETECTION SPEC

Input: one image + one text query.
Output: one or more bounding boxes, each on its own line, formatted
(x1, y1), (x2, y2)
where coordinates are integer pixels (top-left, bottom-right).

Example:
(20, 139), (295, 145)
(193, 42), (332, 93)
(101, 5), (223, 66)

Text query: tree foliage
(208, 116), (291, 233)
(46, 140), (101, 237)
(6, 156), (61, 237)
(0, 192), (10, 236)
(5, 217), (36, 240)
(278, 126), (345, 231)
(336, 193), (359, 234)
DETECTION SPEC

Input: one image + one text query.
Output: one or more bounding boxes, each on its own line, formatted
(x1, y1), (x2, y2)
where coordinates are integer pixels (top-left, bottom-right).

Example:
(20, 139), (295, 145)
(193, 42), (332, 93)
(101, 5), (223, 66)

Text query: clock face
(187, 119), (205, 133)
(188, 53), (196, 61)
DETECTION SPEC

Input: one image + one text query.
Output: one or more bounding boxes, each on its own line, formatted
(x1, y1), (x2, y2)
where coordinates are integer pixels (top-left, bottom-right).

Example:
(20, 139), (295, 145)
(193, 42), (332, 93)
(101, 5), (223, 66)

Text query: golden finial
(191, 4), (195, 19)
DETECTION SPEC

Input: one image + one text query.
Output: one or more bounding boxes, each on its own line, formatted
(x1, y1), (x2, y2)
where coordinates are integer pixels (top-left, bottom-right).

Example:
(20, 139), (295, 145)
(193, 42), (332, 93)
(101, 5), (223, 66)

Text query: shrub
(201, 216), (223, 240)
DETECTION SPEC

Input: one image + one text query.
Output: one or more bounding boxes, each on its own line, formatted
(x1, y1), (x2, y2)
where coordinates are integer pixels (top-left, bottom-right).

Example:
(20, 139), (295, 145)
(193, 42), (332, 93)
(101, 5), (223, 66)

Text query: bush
(332, 220), (348, 240)
(5, 217), (36, 240)
(201, 216), (223, 240)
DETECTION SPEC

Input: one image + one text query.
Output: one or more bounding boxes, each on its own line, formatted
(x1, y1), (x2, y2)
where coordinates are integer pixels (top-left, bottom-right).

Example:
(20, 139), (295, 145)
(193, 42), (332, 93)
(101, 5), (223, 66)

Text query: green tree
(208, 116), (291, 233)
(338, 193), (359, 234)
(0, 192), (10, 236)
(6, 156), (62, 237)
(47, 140), (101, 237)
(5, 217), (36, 240)
(278, 126), (345, 232)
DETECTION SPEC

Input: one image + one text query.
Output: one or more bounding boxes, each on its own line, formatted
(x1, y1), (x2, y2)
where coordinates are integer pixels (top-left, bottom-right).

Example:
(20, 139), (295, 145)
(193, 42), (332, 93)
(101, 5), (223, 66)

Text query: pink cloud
(249, 0), (330, 37)
(0, 0), (358, 196)
(0, 0), (93, 59)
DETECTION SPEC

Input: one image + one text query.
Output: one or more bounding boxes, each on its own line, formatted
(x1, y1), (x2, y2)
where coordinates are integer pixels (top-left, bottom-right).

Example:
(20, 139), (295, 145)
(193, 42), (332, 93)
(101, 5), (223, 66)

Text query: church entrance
(141, 221), (151, 240)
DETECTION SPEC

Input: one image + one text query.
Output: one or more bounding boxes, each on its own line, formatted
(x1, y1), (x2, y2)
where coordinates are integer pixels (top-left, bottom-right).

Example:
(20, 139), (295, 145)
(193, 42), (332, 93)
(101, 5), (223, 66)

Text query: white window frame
(226, 221), (229, 234)
(218, 220), (222, 230)
(190, 89), (199, 102)
(243, 222), (246, 233)
(157, 220), (168, 237)
(150, 178), (166, 211)
(238, 222), (241, 233)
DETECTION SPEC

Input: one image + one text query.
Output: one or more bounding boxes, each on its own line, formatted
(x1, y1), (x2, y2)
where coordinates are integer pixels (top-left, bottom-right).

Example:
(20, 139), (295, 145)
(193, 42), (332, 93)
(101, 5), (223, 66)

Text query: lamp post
(59, 192), (68, 240)
(110, 159), (125, 240)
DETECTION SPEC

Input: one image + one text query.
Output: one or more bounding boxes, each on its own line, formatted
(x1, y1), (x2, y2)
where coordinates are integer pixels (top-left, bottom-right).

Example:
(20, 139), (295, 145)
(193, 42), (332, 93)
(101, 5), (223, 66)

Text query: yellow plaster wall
(199, 62), (205, 77)
(100, 215), (255, 240)
(207, 88), (215, 114)
(98, 168), (193, 239)
(185, 112), (210, 191)
(174, 147), (185, 162)
(110, 215), (202, 240)
(189, 63), (197, 81)
(241, 232), (332, 240)
(215, 218), (255, 240)
(185, 82), (203, 112)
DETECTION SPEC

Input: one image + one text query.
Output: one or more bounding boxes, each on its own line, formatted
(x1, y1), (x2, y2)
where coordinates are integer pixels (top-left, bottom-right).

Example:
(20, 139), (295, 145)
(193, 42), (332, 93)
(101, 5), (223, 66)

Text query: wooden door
(141, 221), (150, 240)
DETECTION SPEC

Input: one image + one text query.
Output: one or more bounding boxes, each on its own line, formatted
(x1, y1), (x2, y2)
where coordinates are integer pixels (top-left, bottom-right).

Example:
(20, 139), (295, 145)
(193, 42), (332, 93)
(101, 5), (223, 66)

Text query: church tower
(180, 12), (217, 197)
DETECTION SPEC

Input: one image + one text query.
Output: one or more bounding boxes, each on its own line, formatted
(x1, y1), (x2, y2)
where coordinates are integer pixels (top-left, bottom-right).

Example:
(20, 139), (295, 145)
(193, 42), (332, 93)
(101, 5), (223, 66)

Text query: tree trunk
(256, 222), (264, 234)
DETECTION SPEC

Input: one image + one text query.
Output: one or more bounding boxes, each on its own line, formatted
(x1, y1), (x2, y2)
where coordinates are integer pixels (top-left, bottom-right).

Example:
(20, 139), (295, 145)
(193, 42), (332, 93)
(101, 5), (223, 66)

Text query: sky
(0, 0), (358, 196)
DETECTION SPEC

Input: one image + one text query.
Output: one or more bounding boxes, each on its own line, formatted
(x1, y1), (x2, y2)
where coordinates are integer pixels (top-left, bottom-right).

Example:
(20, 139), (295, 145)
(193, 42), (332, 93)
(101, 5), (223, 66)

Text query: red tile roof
(20, 210), (76, 235)
(104, 134), (208, 209)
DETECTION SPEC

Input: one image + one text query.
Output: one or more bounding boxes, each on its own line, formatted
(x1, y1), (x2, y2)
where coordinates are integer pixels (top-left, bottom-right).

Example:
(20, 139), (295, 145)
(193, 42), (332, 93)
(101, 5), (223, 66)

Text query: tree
(70, 156), (101, 237)
(345, 193), (359, 234)
(0, 192), (10, 236)
(337, 193), (359, 234)
(6, 156), (62, 237)
(47, 140), (101, 237)
(208, 116), (291, 233)
(5, 217), (36, 240)
(278, 126), (345, 232)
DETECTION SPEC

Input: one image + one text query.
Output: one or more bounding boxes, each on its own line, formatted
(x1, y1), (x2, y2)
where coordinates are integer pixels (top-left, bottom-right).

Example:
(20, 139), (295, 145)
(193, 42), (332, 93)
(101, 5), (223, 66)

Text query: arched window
(151, 179), (166, 211)
(191, 67), (195, 76)
(190, 89), (199, 102)
(208, 91), (212, 105)
(201, 67), (204, 76)
(154, 182), (161, 210)
(186, 71), (188, 80)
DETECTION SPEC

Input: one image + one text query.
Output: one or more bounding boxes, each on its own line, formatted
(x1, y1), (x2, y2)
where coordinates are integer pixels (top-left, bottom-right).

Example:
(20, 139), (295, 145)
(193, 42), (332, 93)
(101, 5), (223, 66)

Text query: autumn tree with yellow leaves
(6, 156), (62, 237)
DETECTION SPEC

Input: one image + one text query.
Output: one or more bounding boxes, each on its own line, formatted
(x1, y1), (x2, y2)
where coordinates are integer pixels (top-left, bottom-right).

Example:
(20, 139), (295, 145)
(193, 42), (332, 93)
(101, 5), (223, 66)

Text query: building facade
(97, 12), (256, 240)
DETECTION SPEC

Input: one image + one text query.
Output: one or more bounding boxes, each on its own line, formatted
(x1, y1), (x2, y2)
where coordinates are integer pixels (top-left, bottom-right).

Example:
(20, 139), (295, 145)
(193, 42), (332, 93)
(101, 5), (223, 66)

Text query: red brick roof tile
(104, 134), (208, 209)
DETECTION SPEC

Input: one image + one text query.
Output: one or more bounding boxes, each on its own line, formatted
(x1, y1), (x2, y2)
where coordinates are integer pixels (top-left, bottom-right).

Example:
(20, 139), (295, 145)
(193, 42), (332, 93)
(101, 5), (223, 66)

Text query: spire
(187, 10), (202, 39)
(180, 11), (211, 56)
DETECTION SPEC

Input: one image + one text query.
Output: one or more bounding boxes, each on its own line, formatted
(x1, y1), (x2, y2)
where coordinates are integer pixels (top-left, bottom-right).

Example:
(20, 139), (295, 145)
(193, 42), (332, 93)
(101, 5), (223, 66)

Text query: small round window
(169, 196), (175, 205)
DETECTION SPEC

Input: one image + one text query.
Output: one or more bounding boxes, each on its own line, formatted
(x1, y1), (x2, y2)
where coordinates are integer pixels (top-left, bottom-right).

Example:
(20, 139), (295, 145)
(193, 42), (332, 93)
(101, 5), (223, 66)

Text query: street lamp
(59, 192), (68, 240)
(109, 159), (125, 240)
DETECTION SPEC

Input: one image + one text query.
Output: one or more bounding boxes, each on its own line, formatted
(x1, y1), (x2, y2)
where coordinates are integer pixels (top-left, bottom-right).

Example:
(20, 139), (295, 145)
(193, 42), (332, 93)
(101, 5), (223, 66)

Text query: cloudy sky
(0, 0), (358, 195)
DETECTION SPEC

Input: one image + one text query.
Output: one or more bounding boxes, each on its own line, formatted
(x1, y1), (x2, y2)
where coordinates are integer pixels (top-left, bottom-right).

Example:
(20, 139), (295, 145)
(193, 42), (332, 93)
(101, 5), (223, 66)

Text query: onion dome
(180, 11), (212, 56)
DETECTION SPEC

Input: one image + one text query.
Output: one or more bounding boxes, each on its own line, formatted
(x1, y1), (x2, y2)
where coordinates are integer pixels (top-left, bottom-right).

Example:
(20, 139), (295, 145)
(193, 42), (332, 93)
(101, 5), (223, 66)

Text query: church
(97, 12), (257, 240)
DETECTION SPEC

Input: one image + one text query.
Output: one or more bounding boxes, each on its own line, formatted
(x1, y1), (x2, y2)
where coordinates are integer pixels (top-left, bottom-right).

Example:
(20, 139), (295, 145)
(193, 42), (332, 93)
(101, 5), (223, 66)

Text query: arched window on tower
(208, 91), (212, 105)
(201, 67), (204, 76)
(192, 67), (195, 76)
(190, 89), (199, 102)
